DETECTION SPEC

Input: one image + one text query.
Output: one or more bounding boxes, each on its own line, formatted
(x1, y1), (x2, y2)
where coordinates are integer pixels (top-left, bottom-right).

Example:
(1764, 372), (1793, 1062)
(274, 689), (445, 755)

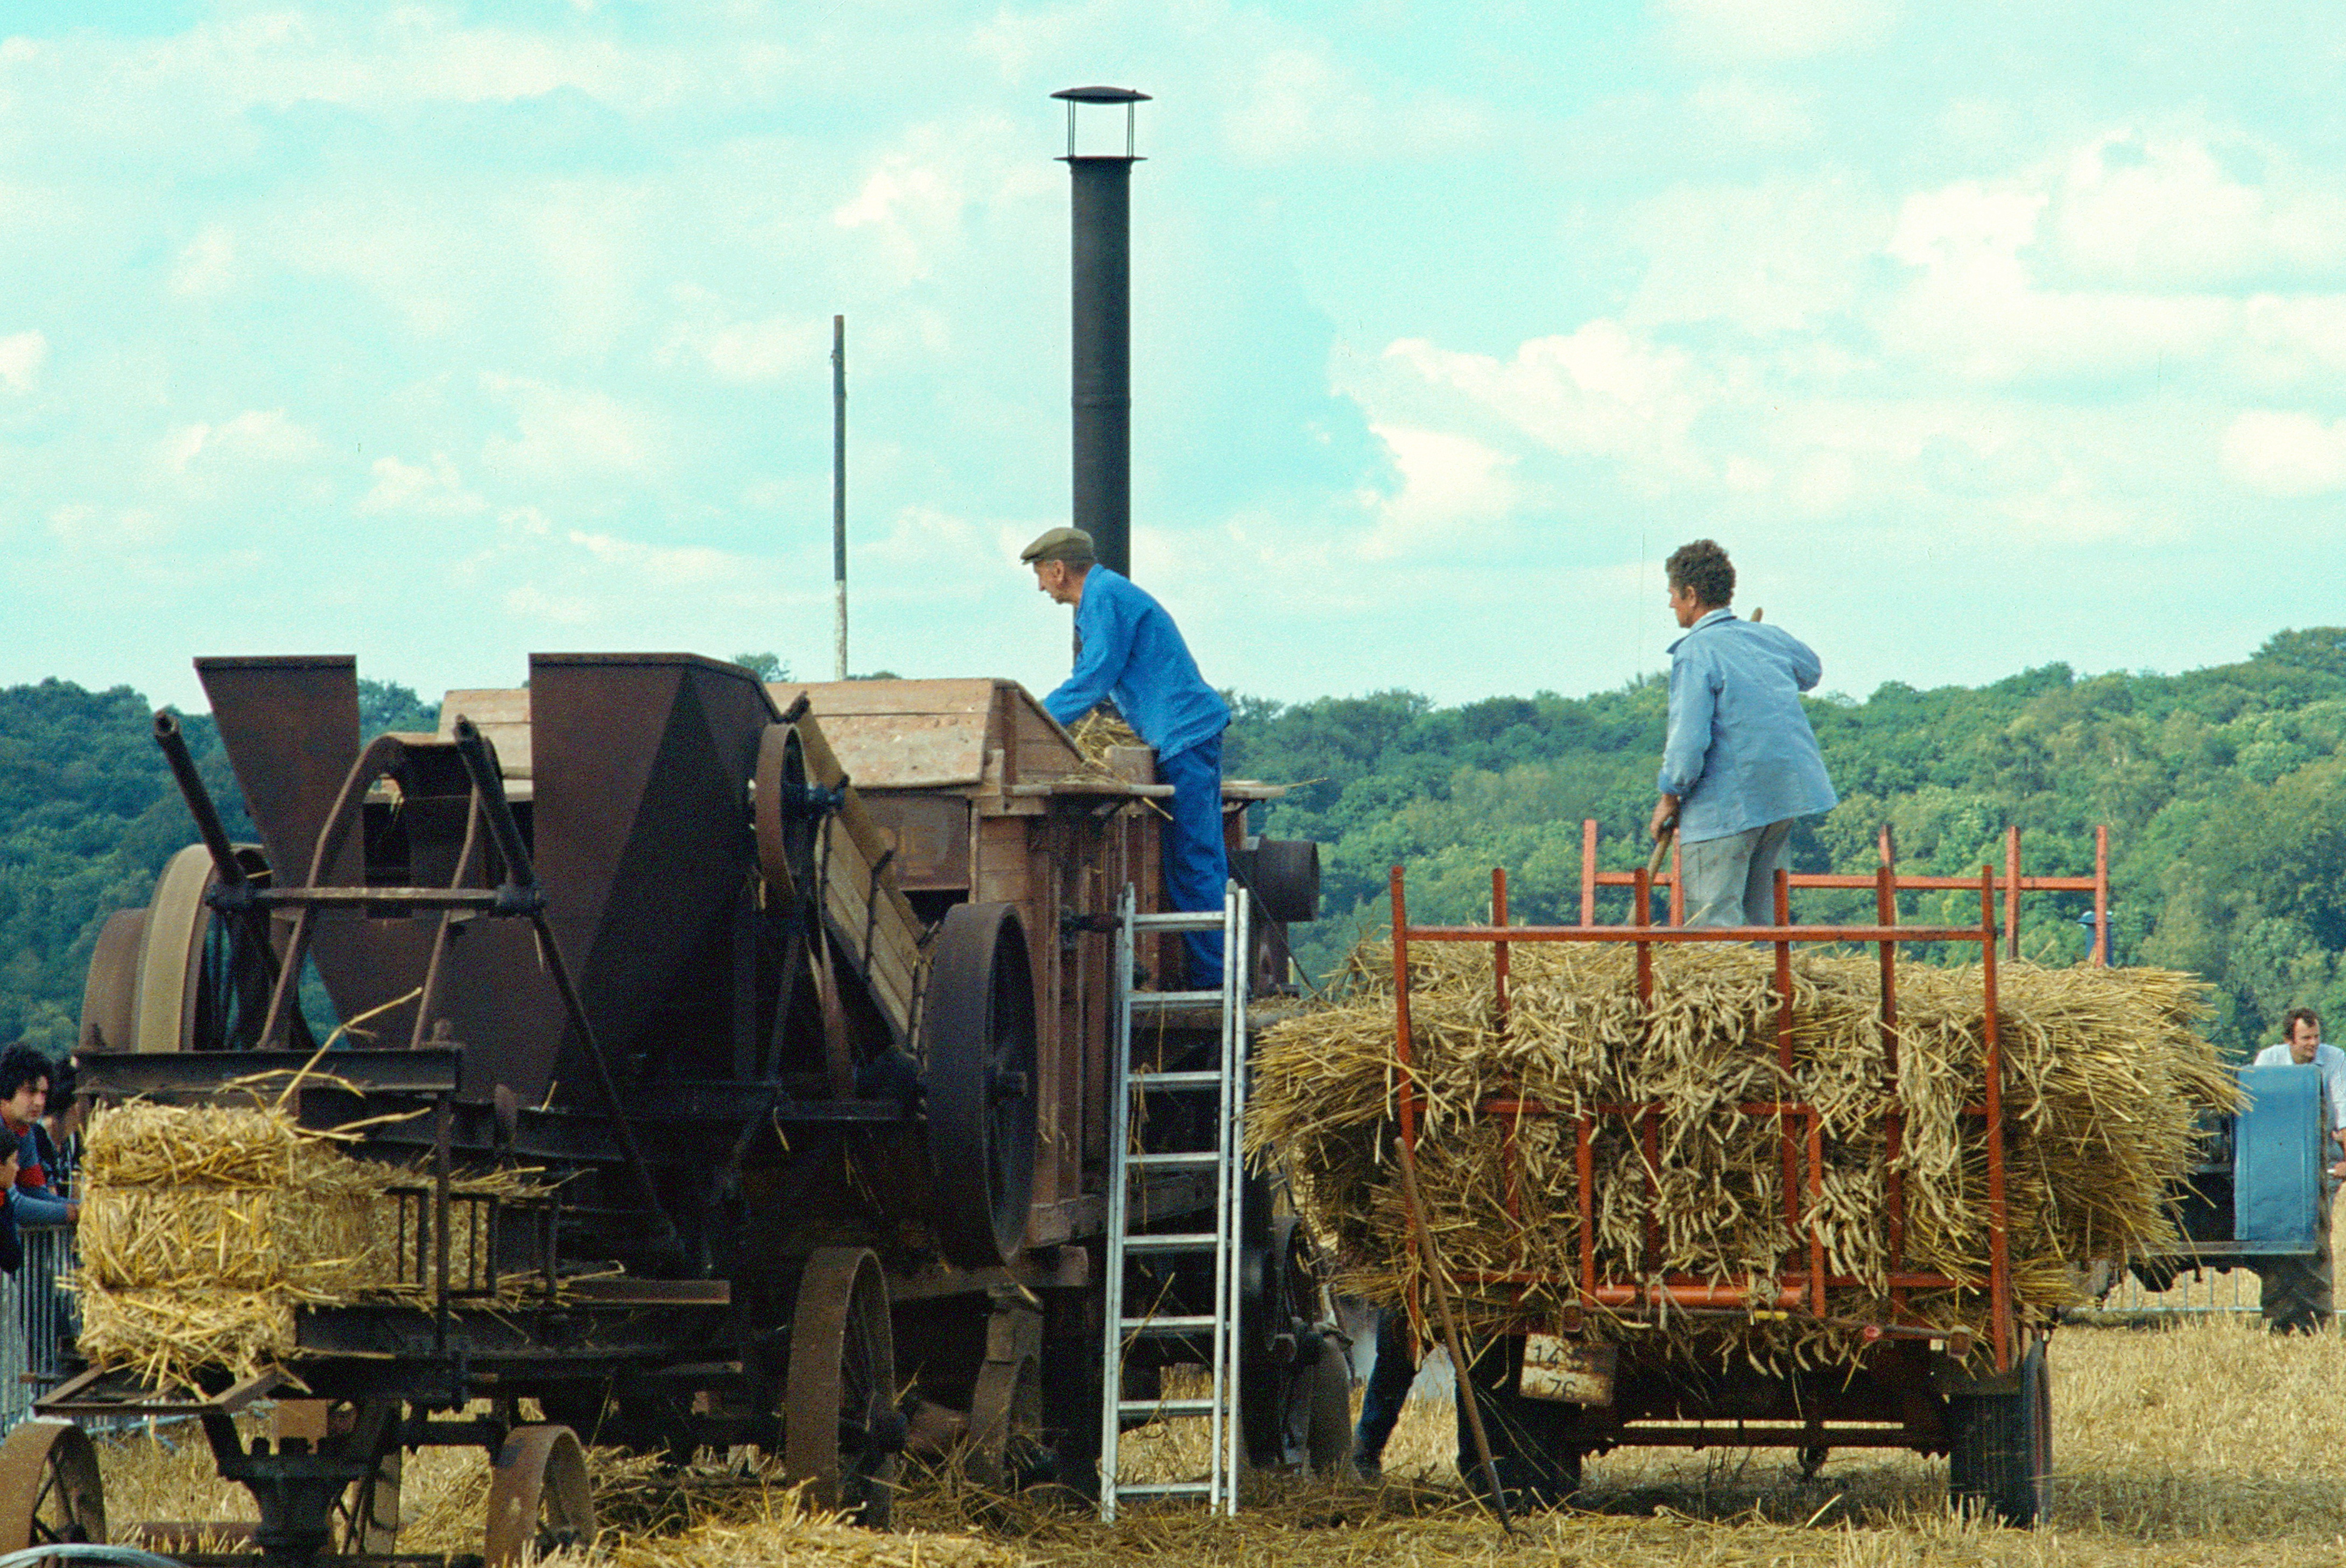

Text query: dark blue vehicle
(2137, 1062), (2334, 1330)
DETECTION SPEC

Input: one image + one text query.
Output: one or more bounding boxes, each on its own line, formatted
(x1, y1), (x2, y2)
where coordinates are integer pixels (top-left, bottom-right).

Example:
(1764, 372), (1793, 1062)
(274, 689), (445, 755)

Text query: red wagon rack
(1378, 824), (2111, 1526)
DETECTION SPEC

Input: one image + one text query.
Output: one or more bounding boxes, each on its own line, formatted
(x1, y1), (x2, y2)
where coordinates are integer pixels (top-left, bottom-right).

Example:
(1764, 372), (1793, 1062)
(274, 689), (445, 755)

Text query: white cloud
(1377, 321), (1709, 486)
(1212, 45), (1492, 166)
(684, 315), (829, 385)
(0, 330), (45, 393)
(479, 376), (658, 480)
(1880, 175), (2234, 383)
(1359, 423), (1520, 561)
(357, 454), (485, 517)
(170, 224), (235, 296)
(2048, 132), (2346, 291)
(1661, 0), (1896, 61)
(2222, 409), (2346, 496)
(161, 409), (321, 474)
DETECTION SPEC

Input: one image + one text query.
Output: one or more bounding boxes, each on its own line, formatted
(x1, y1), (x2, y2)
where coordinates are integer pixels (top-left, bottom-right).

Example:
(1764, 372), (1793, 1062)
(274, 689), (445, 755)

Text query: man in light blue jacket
(1650, 540), (1837, 928)
(1023, 527), (1232, 987)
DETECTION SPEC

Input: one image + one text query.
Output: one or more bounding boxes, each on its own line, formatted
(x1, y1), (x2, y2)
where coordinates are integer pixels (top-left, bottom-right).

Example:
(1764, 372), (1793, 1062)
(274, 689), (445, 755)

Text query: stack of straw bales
(1247, 942), (2238, 1372)
(76, 1096), (538, 1387)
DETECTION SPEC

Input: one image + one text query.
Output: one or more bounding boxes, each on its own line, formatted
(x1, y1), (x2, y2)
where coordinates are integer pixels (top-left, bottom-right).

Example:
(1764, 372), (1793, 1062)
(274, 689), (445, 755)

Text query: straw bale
(1247, 942), (2237, 1372)
(79, 1287), (296, 1387)
(76, 1098), (556, 1388)
(79, 1183), (381, 1294)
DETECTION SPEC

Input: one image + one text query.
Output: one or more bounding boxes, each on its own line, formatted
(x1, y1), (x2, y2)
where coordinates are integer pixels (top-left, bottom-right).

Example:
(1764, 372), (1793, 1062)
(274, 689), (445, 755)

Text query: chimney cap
(1052, 85), (1151, 104)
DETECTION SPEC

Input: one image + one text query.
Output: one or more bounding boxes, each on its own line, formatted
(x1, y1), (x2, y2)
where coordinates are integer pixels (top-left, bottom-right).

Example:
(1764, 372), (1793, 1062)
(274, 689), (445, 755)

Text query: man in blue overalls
(1024, 527), (1230, 988)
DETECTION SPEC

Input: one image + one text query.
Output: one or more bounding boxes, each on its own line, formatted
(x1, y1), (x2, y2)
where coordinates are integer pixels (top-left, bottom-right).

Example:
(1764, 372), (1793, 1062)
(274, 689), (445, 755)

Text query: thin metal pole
(2004, 825), (2021, 959)
(1100, 883), (1134, 1519)
(2093, 825), (2111, 966)
(1386, 866), (1514, 1533)
(1981, 868), (2012, 1372)
(833, 314), (848, 682)
(1579, 818), (1598, 926)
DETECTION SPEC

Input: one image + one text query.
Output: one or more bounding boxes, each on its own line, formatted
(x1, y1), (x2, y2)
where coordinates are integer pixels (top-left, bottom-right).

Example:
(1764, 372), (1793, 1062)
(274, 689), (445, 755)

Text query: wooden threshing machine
(33, 653), (1327, 1566)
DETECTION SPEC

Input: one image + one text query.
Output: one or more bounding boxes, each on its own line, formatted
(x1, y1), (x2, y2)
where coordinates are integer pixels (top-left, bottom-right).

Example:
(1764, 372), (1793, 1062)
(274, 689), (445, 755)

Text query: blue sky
(4, 1), (2344, 715)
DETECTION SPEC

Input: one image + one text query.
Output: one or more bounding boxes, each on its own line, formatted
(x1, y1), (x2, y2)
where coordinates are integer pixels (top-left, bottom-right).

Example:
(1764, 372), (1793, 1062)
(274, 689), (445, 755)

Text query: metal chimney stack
(1053, 85), (1149, 581)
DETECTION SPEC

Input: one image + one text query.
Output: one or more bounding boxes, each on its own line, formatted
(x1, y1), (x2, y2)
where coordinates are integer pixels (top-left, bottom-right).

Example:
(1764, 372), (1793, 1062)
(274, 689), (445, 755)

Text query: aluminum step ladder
(1100, 880), (1251, 1520)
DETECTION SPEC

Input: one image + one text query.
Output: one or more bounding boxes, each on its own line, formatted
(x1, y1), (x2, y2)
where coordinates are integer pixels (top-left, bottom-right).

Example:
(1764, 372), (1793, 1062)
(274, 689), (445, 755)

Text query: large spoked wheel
(484, 1425), (593, 1567)
(785, 1247), (904, 1527)
(0, 1419), (106, 1552)
(1947, 1339), (2052, 1526)
(80, 843), (285, 1054)
(755, 723), (821, 907)
(966, 1350), (1047, 1491)
(335, 1445), (403, 1554)
(922, 903), (1039, 1270)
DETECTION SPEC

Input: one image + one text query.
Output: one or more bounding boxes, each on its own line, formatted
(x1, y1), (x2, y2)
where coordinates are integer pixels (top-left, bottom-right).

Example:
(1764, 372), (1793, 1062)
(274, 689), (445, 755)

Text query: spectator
(0, 1141), (20, 1276)
(0, 1044), (75, 1225)
(37, 1056), (82, 1201)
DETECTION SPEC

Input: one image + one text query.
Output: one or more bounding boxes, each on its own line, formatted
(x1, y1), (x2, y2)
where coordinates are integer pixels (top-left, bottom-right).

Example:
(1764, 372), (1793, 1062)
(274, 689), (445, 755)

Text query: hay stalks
(76, 1097), (555, 1387)
(1248, 941), (2237, 1373)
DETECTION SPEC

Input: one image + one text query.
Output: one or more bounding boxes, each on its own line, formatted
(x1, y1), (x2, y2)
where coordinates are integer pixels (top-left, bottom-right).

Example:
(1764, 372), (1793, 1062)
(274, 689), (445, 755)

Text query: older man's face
(1033, 561), (1083, 606)
(2290, 1016), (2322, 1065)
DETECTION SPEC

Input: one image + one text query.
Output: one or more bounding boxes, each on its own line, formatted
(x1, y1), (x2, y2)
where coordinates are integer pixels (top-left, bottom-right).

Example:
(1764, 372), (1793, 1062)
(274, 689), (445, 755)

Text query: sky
(4, 1), (2346, 715)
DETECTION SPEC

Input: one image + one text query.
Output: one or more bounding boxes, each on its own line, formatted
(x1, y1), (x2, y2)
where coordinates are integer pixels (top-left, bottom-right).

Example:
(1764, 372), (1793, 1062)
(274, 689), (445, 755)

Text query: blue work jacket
(1657, 609), (1837, 843)
(1041, 568), (1229, 761)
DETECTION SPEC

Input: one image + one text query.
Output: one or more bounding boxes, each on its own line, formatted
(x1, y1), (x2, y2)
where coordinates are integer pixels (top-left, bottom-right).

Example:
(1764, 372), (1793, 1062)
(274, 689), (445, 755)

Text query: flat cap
(1019, 526), (1096, 565)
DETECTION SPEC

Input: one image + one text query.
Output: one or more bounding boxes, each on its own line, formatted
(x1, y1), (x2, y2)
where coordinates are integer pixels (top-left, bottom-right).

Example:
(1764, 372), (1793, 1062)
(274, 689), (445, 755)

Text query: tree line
(4, 630), (2343, 1060)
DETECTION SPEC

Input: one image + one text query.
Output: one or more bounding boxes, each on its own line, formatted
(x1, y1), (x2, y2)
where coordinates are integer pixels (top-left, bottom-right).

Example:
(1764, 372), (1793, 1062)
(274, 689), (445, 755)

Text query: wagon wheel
(484, 1425), (593, 1567)
(784, 1247), (904, 1527)
(922, 903), (1039, 1269)
(82, 843), (288, 1055)
(0, 1419), (106, 1552)
(755, 723), (820, 907)
(964, 1351), (1046, 1491)
(1946, 1338), (2051, 1525)
(333, 1445), (403, 1554)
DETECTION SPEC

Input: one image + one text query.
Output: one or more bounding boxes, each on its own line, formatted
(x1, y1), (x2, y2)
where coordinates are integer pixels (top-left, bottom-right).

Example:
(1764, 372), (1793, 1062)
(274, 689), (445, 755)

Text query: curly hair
(1666, 539), (1735, 608)
(2285, 1006), (2322, 1040)
(0, 1043), (51, 1103)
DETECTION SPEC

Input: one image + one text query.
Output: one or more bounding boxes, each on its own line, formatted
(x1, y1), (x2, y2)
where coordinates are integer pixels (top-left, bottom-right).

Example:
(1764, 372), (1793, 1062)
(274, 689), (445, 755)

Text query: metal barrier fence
(0, 1226), (79, 1436)
(2098, 1264), (2263, 1318)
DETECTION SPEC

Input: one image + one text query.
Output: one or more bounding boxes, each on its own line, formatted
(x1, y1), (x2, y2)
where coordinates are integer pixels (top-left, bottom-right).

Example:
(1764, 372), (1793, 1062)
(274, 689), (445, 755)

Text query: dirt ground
(84, 1298), (2346, 1568)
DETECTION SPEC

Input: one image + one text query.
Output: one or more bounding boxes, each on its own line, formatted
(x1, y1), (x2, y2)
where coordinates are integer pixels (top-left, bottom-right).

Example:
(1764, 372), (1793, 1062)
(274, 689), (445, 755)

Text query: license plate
(1519, 1334), (1616, 1404)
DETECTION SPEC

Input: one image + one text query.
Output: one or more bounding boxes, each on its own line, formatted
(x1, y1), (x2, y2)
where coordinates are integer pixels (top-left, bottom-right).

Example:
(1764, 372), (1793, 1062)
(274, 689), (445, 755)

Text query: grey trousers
(1681, 820), (1794, 928)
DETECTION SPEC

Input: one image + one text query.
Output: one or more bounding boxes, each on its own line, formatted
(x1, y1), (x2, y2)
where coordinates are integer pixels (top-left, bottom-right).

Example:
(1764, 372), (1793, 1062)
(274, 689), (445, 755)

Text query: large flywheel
(79, 843), (287, 1055)
(921, 903), (1040, 1270)
(783, 1248), (903, 1528)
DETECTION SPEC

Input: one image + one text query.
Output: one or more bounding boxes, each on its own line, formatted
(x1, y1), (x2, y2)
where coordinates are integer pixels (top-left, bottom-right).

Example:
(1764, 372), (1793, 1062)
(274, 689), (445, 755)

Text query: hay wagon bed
(22, 654), (1333, 1568)
(1377, 827), (2116, 1528)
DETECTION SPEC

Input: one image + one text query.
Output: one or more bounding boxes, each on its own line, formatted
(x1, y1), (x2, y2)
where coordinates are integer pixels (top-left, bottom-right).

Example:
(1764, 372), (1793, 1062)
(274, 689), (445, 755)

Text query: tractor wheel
(1946, 1339), (2051, 1526)
(2258, 1199), (2336, 1334)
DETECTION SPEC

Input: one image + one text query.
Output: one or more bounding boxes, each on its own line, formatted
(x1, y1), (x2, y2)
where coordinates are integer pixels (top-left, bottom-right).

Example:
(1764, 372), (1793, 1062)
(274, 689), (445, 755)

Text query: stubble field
(90, 1291), (2346, 1568)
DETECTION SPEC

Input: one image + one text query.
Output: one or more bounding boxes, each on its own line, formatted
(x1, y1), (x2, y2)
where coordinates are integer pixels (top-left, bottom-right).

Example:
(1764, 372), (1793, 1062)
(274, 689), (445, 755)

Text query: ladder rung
(1121, 1315), (1218, 1333)
(1122, 1232), (1220, 1253)
(1113, 1481), (1215, 1498)
(1126, 1150), (1218, 1168)
(1131, 912), (1227, 931)
(1128, 988), (1225, 1008)
(1132, 1070), (1222, 1087)
(1119, 1397), (1216, 1416)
